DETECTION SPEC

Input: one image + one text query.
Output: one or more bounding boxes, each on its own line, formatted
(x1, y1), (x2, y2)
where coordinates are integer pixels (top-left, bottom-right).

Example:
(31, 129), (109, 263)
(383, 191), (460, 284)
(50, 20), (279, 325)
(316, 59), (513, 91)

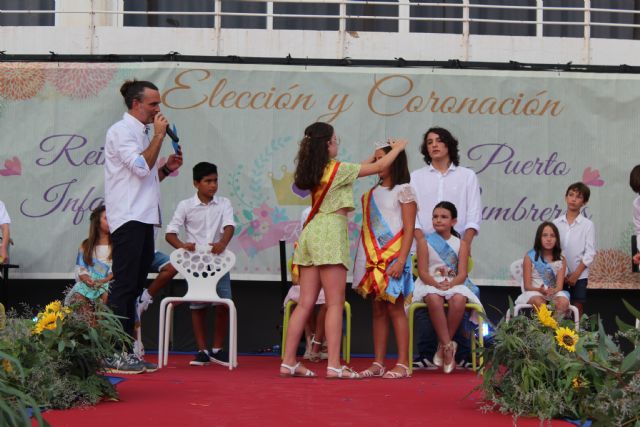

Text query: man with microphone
(103, 80), (183, 374)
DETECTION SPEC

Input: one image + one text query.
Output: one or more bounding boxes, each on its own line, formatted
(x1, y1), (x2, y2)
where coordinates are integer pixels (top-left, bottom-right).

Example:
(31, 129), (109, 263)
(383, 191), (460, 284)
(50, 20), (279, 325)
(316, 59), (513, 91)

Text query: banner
(0, 62), (638, 288)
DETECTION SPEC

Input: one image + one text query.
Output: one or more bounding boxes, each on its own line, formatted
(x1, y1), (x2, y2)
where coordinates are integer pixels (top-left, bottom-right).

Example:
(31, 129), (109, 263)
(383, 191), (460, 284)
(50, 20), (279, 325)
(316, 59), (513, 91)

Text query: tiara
(374, 140), (391, 149)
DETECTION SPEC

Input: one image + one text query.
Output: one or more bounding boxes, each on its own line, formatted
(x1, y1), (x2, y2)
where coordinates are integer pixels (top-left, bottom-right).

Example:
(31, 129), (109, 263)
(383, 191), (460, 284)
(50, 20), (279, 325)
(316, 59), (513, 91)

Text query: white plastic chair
(505, 259), (580, 330)
(157, 246), (238, 369)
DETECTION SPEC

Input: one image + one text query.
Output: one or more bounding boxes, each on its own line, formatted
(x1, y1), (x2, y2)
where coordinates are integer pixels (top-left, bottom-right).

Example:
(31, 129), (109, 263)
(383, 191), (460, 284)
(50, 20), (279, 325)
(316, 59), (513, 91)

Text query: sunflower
(555, 327), (579, 352)
(535, 304), (558, 330)
(33, 312), (59, 335)
(1, 358), (13, 374)
(45, 300), (62, 313)
(572, 376), (589, 390)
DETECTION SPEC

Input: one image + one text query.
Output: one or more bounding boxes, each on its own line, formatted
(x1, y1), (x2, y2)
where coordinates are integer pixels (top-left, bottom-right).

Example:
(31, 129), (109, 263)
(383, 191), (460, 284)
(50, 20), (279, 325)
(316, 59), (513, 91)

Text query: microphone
(166, 124), (180, 143)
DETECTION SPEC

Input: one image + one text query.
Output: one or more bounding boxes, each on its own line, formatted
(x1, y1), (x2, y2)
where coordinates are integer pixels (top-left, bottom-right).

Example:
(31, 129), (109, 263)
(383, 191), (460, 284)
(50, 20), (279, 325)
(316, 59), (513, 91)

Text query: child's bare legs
(69, 293), (96, 325)
(319, 264), (348, 373)
(553, 296), (569, 318)
(528, 295), (546, 310)
(387, 296), (409, 375)
(281, 266), (321, 374)
(572, 301), (583, 318)
(212, 306), (228, 349)
(309, 305), (327, 359)
(445, 294), (467, 367)
(147, 263), (177, 298)
(425, 294), (450, 344)
(191, 307), (208, 351)
(363, 298), (389, 374)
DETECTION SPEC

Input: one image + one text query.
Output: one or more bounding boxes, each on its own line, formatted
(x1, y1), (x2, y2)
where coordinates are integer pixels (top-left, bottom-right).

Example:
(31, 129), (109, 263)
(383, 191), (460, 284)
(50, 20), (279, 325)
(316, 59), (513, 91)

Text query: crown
(270, 165), (310, 206)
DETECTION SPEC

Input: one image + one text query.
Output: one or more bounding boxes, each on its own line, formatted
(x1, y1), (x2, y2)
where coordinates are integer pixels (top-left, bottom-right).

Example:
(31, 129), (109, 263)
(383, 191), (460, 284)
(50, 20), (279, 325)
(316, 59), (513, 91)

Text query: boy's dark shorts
(564, 278), (588, 303)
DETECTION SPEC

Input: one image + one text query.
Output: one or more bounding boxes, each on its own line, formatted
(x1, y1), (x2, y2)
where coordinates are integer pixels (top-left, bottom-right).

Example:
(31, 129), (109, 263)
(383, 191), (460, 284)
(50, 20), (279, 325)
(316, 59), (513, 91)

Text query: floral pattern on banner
(46, 63), (117, 99)
(0, 62), (46, 100)
(589, 248), (640, 288)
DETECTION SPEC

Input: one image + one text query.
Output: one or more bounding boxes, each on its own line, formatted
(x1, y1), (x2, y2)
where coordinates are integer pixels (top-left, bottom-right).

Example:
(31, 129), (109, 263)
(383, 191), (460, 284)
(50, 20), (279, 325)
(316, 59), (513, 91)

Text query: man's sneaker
(102, 353), (146, 375)
(412, 356), (439, 371)
(135, 293), (153, 323)
(130, 354), (158, 372)
(190, 350), (211, 366)
(209, 349), (229, 366)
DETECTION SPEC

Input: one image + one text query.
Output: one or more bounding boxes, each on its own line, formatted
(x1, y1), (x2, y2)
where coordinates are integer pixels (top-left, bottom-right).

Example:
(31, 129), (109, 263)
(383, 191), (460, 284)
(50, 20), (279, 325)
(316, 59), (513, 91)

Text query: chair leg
(164, 303), (173, 366)
(408, 304), (421, 375)
(157, 301), (167, 369)
(343, 302), (351, 364)
(281, 301), (294, 359)
(227, 302), (238, 370)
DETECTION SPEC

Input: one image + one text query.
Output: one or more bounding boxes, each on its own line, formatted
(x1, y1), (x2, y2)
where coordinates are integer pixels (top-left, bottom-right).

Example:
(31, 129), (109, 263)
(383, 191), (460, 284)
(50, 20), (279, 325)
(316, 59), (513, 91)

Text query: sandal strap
(280, 362), (301, 375)
(360, 362), (386, 377)
(327, 365), (359, 378)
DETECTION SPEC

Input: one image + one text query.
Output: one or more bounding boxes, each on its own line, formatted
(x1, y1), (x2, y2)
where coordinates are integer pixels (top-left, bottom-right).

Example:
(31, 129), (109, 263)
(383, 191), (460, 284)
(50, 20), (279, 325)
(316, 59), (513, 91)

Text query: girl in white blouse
(353, 141), (417, 379)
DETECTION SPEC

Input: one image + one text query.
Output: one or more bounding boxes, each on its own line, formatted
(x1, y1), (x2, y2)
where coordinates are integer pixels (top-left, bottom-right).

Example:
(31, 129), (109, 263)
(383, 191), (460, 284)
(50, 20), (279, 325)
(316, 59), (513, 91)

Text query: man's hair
(120, 80), (158, 109)
(193, 162), (218, 182)
(630, 165), (640, 194)
(420, 127), (460, 166)
(565, 182), (591, 203)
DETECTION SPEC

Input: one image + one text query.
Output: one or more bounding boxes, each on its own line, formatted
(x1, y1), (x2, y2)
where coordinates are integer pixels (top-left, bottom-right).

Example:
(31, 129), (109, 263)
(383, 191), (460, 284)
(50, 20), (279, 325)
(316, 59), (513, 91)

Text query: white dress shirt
(166, 194), (235, 245)
(553, 214), (596, 281)
(410, 164), (482, 235)
(104, 113), (161, 233)
(0, 201), (10, 225)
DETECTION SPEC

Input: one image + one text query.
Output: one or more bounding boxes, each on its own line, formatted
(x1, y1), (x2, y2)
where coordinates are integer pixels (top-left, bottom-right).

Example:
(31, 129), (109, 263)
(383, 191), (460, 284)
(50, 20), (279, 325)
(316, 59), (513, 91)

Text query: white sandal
(326, 365), (361, 380)
(382, 363), (411, 379)
(279, 362), (316, 378)
(359, 361), (386, 378)
(306, 336), (323, 363)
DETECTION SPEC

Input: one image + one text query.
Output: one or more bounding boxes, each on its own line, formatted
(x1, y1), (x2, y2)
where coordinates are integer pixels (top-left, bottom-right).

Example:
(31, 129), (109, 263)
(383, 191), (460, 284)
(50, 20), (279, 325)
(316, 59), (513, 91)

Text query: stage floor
(41, 355), (573, 427)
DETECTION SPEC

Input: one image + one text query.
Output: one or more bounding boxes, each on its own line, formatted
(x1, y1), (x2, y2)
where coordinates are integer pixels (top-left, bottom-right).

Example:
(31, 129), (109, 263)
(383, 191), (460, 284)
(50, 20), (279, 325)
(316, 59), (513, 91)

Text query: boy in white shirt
(553, 182), (596, 317)
(166, 162), (235, 366)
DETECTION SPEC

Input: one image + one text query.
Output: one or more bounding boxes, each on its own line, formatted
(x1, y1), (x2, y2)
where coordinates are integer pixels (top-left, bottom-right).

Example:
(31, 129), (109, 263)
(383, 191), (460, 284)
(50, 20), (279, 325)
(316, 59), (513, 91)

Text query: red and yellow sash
(291, 160), (341, 283)
(357, 187), (404, 300)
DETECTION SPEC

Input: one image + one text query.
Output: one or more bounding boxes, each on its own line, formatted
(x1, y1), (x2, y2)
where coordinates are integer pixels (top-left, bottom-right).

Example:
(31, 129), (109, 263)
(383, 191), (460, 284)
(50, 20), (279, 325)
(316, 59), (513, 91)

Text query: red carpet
(42, 355), (573, 427)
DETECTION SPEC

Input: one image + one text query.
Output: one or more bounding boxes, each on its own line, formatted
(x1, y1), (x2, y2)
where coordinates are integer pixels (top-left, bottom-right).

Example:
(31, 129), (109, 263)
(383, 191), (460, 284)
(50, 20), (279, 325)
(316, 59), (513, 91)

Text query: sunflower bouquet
(479, 302), (640, 426)
(0, 299), (129, 422)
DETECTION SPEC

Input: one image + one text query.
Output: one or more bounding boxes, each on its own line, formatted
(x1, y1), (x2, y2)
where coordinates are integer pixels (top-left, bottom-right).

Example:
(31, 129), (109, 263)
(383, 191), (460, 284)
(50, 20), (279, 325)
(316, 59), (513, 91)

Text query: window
(273, 3), (340, 31)
(470, 0), (536, 36)
(346, 0), (398, 33)
(0, 0), (54, 26)
(221, 1), (266, 29)
(123, 0), (214, 28)
(410, 0), (463, 34)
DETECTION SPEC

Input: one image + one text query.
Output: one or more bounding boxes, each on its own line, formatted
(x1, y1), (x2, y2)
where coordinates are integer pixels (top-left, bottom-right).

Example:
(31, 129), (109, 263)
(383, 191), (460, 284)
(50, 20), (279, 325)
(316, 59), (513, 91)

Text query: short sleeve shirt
(0, 201), (10, 225)
(318, 161), (361, 213)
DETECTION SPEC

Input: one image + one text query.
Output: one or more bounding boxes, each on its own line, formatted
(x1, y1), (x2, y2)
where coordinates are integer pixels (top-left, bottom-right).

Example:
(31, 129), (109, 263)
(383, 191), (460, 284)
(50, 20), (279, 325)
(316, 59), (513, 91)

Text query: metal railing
(2, 1), (640, 37)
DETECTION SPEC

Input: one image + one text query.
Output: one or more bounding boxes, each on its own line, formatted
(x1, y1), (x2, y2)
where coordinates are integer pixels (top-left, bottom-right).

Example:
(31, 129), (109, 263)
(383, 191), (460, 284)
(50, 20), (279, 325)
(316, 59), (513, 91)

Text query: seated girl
(65, 205), (112, 314)
(514, 221), (570, 317)
(413, 201), (483, 374)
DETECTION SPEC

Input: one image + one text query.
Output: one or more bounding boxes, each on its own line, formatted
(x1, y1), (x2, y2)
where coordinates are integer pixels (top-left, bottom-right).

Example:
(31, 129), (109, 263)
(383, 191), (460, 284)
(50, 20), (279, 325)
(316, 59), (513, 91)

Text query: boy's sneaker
(412, 355), (439, 371)
(102, 353), (146, 375)
(209, 349), (229, 366)
(190, 350), (211, 366)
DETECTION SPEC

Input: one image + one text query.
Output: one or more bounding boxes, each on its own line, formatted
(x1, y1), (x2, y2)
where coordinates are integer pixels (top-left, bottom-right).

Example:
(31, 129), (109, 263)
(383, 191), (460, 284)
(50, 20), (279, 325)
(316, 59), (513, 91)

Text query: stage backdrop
(0, 62), (638, 288)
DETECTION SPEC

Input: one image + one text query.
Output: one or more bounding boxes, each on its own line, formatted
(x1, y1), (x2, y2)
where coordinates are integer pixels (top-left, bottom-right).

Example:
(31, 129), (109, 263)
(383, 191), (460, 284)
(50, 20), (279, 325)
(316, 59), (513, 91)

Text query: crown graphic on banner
(269, 165), (310, 206)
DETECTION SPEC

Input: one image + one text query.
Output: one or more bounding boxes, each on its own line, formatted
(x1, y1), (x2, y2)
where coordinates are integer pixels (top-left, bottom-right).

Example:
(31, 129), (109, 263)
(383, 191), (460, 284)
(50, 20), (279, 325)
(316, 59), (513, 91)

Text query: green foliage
(479, 302), (640, 426)
(0, 301), (129, 420)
